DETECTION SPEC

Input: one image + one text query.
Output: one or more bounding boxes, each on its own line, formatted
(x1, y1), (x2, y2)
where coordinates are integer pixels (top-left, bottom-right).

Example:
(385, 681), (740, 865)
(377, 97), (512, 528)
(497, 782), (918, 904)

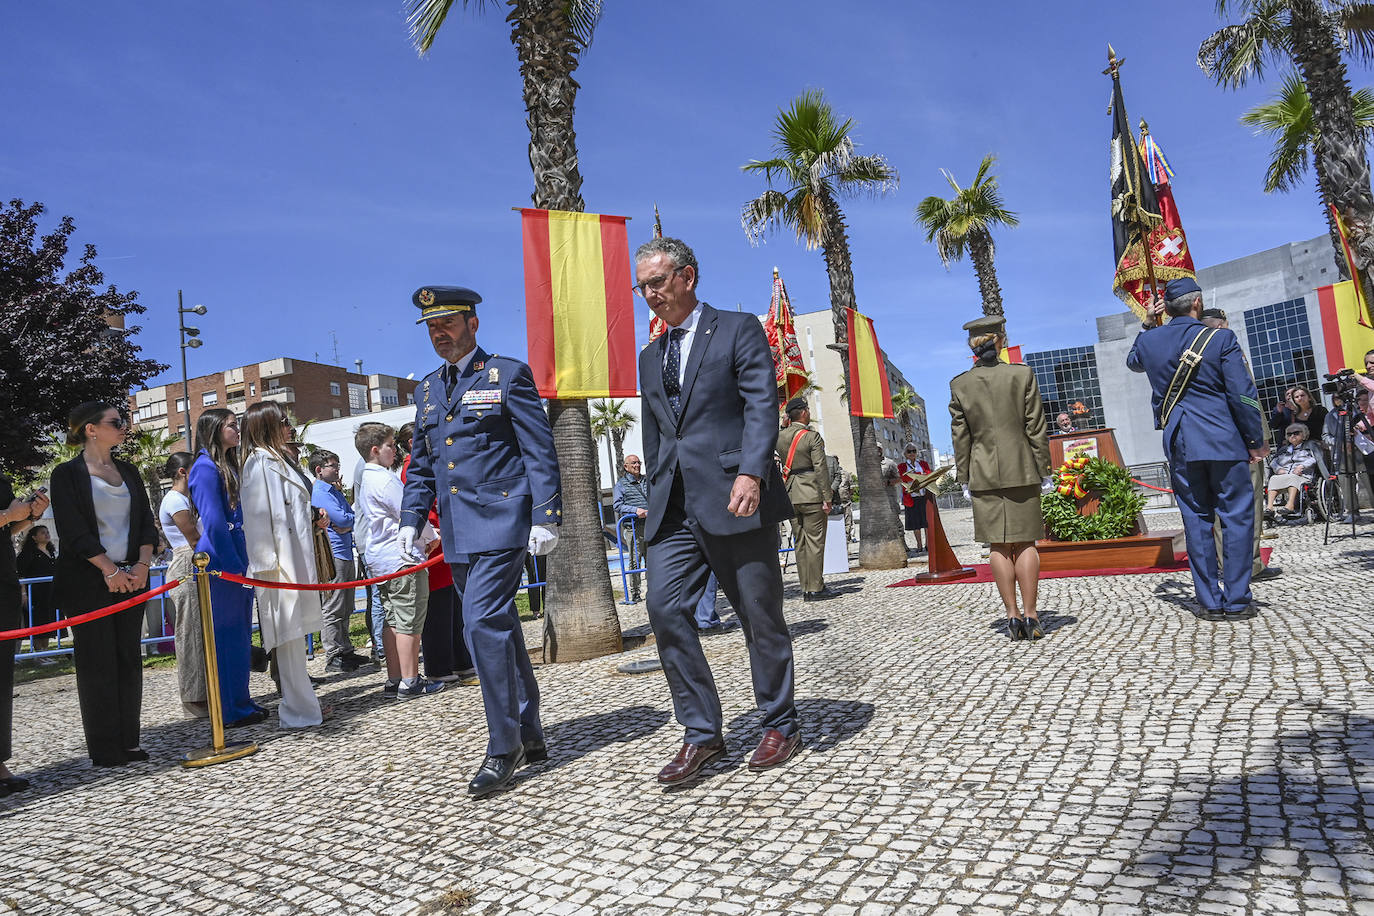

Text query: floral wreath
(1040, 454), (1146, 541)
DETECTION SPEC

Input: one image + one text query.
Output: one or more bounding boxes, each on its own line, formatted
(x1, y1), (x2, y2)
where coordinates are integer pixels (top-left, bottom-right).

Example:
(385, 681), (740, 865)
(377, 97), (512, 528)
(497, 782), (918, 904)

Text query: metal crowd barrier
(609, 512), (796, 605)
(15, 564), (190, 663)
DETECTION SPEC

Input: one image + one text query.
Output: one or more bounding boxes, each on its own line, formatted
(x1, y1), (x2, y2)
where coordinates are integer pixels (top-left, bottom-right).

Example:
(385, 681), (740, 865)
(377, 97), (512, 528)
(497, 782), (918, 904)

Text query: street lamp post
(177, 290), (207, 449)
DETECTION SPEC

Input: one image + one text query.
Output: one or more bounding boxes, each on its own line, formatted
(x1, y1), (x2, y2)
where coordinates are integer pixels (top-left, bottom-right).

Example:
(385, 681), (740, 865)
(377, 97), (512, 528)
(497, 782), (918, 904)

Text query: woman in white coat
(240, 401), (327, 728)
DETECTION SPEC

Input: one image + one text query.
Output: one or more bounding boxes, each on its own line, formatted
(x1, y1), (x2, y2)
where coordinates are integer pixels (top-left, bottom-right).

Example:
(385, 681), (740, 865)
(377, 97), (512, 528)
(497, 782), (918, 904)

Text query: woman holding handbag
(50, 402), (159, 765)
(240, 401), (327, 728)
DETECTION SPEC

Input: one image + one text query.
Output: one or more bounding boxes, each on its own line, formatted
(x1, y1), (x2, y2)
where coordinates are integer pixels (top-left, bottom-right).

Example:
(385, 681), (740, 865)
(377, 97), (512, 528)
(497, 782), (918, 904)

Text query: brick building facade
(130, 357), (419, 449)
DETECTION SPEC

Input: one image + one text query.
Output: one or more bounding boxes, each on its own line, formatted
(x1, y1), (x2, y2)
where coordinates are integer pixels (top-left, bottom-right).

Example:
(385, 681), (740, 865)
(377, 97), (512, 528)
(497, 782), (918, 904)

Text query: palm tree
(1240, 70), (1374, 263)
(122, 427), (180, 509)
(741, 89), (906, 570)
(590, 398), (634, 487)
(915, 154), (1019, 318)
(889, 386), (925, 447)
(407, 0), (622, 663)
(1199, 0), (1374, 277)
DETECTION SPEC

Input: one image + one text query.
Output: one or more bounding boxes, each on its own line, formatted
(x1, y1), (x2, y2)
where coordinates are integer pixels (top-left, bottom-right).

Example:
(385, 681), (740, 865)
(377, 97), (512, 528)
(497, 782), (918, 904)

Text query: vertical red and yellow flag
(846, 308), (893, 418)
(520, 208), (638, 399)
(1330, 203), (1372, 330)
(763, 268), (809, 405)
(1317, 281), (1374, 372)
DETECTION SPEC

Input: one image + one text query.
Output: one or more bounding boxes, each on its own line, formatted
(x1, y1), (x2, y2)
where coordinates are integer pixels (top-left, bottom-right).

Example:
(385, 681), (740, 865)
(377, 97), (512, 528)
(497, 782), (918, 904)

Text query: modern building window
(330, 381), (341, 396)
(1023, 346), (1106, 431)
(202, 391), (218, 407)
(1242, 297), (1319, 439)
(332, 408), (341, 418)
(249, 383), (256, 396)
(175, 398), (187, 413)
(348, 383), (369, 415)
(406, 393), (415, 405)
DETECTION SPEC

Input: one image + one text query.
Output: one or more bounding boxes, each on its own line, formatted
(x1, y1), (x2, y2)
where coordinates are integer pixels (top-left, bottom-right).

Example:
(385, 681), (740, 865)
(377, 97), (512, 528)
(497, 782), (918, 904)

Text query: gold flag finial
(1103, 45), (1124, 77)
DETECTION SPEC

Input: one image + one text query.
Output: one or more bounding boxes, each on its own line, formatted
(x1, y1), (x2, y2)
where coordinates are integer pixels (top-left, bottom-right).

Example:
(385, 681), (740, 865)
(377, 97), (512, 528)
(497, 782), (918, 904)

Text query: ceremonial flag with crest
(520, 208), (638, 399)
(846, 309), (893, 418)
(763, 268), (808, 405)
(1114, 130), (1197, 313)
(1108, 69), (1164, 317)
(647, 204), (668, 343)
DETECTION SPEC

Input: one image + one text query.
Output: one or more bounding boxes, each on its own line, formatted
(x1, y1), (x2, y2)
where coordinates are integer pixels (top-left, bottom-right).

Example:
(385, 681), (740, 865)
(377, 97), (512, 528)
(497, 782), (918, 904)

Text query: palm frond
(1338, 2), (1374, 60)
(741, 189), (792, 245)
(1198, 3), (1291, 88)
(836, 154), (900, 197)
(565, 0), (604, 46)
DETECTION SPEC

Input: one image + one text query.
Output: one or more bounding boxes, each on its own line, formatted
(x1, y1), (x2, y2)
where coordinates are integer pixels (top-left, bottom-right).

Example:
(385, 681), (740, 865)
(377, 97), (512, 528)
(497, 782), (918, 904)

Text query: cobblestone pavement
(4, 509), (1373, 915)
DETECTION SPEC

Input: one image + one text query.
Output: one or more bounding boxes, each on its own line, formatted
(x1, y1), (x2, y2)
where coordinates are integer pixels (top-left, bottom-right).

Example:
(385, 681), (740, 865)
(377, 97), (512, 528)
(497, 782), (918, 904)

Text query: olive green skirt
(971, 485), (1043, 545)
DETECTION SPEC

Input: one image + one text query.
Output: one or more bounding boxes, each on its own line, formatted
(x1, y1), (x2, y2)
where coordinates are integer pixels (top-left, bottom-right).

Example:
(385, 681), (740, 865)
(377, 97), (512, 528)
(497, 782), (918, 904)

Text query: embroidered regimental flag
(763, 268), (809, 405)
(647, 204), (668, 343)
(1108, 54), (1164, 317)
(1318, 281), (1374, 372)
(846, 308), (893, 418)
(521, 208), (638, 399)
(1115, 129), (1198, 314)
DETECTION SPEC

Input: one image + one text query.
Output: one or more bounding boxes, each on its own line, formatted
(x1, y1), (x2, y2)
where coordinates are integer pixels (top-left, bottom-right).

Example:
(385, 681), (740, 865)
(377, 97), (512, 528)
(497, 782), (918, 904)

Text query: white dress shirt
(662, 302), (706, 388)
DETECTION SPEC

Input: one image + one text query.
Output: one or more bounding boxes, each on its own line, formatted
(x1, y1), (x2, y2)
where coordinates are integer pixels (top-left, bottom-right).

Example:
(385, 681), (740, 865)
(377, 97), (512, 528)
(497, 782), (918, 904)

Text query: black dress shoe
(523, 740), (548, 764)
(802, 590), (835, 602)
(125, 749), (149, 763)
(1, 775), (30, 793)
(1023, 616), (1044, 640)
(226, 709), (268, 729)
(1253, 566), (1283, 581)
(91, 757), (128, 768)
(468, 748), (527, 797)
(1007, 617), (1026, 640)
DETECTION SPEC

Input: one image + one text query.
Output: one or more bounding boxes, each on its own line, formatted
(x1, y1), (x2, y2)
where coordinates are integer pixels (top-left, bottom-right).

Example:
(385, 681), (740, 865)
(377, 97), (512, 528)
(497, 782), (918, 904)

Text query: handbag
(312, 525), (337, 584)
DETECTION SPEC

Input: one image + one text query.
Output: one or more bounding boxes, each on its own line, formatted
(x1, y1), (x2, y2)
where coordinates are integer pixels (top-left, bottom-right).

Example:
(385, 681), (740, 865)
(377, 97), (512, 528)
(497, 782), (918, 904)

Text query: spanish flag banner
(846, 308), (893, 418)
(520, 208), (638, 399)
(1317, 281), (1374, 373)
(1330, 203), (1373, 329)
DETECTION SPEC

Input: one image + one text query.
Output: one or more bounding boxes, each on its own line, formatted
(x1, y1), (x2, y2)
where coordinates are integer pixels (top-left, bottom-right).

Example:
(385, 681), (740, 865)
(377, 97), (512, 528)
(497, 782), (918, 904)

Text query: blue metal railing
(608, 512), (795, 605)
(16, 565), (177, 662)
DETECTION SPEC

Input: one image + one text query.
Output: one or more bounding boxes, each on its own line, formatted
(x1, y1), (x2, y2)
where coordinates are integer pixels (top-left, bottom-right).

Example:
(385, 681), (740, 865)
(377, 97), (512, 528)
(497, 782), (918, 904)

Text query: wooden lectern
(906, 465), (976, 582)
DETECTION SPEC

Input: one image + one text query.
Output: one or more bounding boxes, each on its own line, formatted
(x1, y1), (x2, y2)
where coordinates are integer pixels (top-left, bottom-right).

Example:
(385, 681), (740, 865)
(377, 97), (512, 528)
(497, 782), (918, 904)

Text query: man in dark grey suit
(635, 237), (800, 785)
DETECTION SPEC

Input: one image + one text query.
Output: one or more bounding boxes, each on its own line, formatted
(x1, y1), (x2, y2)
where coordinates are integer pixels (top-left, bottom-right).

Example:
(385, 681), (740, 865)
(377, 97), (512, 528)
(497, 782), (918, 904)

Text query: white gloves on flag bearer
(528, 524), (559, 557)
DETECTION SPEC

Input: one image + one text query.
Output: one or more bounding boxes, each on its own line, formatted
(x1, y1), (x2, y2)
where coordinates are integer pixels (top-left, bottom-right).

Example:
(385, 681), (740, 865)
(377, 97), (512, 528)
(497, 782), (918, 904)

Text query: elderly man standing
(776, 397), (832, 601)
(635, 237), (800, 785)
(1128, 278), (1269, 619)
(400, 285), (561, 797)
(612, 454), (650, 603)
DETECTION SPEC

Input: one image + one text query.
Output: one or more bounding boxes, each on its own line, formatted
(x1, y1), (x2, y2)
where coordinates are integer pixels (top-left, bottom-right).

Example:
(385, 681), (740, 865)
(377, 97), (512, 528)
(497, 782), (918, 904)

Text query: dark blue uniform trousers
(1171, 458), (1255, 611)
(450, 548), (541, 756)
(646, 483), (797, 746)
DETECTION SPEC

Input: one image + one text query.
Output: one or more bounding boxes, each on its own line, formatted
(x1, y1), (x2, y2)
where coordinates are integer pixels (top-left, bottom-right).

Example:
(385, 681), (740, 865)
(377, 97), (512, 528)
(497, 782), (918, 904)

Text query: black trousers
(646, 474), (796, 746)
(72, 602), (145, 764)
(1, 586), (18, 763)
(421, 584), (474, 678)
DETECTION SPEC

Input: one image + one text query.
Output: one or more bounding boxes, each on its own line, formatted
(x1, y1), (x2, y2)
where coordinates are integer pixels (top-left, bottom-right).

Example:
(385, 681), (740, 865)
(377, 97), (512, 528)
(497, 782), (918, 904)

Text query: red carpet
(889, 548), (1272, 587)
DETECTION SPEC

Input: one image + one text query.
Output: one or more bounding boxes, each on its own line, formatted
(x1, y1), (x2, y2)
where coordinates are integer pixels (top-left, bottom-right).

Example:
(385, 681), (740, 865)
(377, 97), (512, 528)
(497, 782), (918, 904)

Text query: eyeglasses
(102, 417), (127, 430)
(1287, 432), (1304, 438)
(632, 266), (687, 298)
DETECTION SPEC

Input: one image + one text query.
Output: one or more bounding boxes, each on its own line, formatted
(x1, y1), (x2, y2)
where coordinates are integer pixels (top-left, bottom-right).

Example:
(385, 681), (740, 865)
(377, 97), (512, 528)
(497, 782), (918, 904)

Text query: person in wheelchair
(1265, 423), (1323, 520)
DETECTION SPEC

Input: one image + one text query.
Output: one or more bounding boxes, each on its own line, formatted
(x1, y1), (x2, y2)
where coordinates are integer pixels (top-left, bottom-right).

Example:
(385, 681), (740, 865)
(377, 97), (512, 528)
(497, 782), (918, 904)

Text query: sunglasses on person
(102, 416), (128, 430)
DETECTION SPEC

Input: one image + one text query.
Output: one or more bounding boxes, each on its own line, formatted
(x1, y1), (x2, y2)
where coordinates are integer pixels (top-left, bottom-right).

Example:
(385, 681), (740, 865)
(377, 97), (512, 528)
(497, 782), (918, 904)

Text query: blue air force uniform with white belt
(1127, 278), (1267, 613)
(400, 286), (561, 759)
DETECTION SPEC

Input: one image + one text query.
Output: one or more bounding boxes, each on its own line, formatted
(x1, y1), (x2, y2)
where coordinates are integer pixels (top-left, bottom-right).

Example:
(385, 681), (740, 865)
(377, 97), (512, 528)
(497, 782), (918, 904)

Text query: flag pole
(1105, 46), (1161, 302)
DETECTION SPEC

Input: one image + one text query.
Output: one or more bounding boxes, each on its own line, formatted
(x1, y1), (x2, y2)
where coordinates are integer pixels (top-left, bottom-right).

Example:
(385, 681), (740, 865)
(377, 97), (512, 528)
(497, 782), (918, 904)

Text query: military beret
(1165, 277), (1202, 300)
(962, 315), (1005, 335)
(1200, 307), (1227, 322)
(413, 286), (481, 324)
(785, 396), (808, 414)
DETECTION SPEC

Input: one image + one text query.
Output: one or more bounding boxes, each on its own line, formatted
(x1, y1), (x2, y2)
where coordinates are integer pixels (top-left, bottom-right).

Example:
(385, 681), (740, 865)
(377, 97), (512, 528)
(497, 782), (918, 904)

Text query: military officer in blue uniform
(1127, 277), (1269, 619)
(399, 285), (562, 797)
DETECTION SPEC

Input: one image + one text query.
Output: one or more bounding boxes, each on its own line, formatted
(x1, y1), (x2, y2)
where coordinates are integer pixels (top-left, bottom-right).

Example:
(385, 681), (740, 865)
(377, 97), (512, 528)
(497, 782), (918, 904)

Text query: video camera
(1322, 368), (1362, 397)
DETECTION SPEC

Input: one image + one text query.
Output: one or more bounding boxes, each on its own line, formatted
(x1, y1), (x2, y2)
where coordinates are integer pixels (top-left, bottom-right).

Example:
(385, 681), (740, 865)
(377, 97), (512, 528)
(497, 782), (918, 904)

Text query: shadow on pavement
(1119, 707), (1374, 908)
(724, 697), (875, 754)
(787, 618), (829, 639)
(534, 704), (672, 773)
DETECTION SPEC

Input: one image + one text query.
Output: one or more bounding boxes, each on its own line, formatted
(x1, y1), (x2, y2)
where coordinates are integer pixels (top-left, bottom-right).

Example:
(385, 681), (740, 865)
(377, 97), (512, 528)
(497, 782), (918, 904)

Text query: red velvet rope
(1132, 478), (1175, 494)
(215, 552), (445, 591)
(0, 578), (183, 642)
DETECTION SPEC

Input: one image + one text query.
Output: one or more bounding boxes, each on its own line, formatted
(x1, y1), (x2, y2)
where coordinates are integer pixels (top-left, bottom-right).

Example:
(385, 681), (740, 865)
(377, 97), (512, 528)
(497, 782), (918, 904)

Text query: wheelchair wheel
(1318, 477), (1342, 521)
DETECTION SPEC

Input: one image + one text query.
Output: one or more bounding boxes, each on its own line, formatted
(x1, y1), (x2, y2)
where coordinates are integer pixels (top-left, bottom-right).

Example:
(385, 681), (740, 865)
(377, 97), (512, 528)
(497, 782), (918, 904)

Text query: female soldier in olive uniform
(949, 316), (1052, 640)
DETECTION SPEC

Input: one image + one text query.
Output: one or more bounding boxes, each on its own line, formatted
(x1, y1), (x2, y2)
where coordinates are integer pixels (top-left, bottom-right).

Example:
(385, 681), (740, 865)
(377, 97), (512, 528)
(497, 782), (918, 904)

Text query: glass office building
(1242, 297), (1319, 434)
(1023, 346), (1106, 431)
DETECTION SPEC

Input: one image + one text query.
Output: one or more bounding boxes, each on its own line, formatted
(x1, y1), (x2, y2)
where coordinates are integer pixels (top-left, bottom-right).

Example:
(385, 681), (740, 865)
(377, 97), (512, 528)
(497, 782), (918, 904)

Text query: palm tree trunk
(968, 229), (1005, 317)
(1291, 8), (1374, 280)
(817, 190), (906, 570)
(509, 0), (620, 662)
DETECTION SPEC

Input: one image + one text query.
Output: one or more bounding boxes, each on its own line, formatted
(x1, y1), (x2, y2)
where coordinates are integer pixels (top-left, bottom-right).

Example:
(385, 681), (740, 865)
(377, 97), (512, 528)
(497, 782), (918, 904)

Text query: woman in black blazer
(50, 403), (158, 767)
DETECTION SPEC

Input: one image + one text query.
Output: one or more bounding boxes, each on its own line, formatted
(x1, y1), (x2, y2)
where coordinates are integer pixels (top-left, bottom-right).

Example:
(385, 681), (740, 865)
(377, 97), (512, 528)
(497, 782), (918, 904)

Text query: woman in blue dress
(188, 408), (264, 727)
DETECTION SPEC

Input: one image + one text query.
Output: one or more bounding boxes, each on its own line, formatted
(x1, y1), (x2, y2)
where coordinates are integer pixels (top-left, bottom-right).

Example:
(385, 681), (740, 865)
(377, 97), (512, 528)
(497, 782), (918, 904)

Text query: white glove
(1041, 476), (1055, 493)
(961, 485), (971, 500)
(528, 523), (559, 557)
(398, 525), (418, 562)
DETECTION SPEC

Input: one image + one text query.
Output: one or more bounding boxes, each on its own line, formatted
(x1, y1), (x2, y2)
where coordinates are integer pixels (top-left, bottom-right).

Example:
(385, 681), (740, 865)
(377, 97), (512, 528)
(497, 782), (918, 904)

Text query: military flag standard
(647, 203), (668, 342)
(763, 268), (809, 405)
(1107, 49), (1163, 318)
(1113, 128), (1197, 312)
(520, 208), (638, 399)
(846, 308), (893, 418)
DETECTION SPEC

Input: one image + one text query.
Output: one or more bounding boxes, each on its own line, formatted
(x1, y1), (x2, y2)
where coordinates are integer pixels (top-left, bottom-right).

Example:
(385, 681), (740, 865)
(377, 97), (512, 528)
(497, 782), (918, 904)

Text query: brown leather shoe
(656, 741), (726, 785)
(748, 728), (801, 771)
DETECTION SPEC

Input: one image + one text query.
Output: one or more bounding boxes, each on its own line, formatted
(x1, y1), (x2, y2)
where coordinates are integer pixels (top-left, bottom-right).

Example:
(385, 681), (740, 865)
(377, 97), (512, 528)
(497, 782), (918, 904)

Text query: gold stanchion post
(182, 552), (258, 767)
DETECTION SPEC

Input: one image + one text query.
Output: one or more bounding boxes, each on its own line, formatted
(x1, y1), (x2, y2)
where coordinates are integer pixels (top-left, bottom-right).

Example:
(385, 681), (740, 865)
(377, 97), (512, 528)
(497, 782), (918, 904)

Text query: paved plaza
(3, 508), (1373, 915)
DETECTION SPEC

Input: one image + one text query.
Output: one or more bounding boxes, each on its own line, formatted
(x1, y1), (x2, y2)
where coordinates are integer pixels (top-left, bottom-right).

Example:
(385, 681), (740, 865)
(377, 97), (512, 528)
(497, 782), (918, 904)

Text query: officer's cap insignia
(418, 289), (436, 307)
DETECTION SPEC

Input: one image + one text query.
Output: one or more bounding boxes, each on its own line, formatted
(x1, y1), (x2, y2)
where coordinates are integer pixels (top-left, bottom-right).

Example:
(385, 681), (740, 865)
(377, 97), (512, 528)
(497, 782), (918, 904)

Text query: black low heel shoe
(1007, 617), (1026, 640)
(1024, 617), (1044, 640)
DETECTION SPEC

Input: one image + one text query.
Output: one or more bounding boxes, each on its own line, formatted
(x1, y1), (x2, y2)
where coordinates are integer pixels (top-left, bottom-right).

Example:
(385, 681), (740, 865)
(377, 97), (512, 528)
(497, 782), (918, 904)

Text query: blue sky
(5, 1), (1369, 452)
